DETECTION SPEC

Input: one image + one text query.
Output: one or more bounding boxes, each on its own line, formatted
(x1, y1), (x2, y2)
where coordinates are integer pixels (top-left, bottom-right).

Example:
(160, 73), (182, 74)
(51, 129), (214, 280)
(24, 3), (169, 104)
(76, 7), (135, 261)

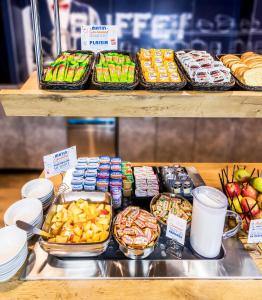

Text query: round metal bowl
(113, 208), (161, 260)
(150, 193), (192, 228)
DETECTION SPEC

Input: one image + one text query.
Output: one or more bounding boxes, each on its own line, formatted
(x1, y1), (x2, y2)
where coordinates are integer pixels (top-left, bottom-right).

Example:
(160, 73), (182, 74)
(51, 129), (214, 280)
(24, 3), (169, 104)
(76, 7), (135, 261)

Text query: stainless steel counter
(21, 237), (261, 280)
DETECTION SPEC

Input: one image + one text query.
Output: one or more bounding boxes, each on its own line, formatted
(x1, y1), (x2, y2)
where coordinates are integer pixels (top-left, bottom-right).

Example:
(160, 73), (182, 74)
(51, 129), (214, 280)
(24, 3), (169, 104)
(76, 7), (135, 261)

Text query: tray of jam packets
(175, 50), (235, 91)
(131, 166), (161, 210)
(65, 156), (123, 209)
(92, 50), (139, 90)
(41, 50), (95, 90)
(137, 48), (187, 90)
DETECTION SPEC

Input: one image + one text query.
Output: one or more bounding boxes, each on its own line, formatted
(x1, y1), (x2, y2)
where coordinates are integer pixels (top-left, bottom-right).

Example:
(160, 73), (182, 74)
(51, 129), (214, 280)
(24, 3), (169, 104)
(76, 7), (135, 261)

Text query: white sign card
(43, 146), (77, 178)
(248, 219), (262, 244)
(166, 213), (187, 245)
(81, 25), (118, 52)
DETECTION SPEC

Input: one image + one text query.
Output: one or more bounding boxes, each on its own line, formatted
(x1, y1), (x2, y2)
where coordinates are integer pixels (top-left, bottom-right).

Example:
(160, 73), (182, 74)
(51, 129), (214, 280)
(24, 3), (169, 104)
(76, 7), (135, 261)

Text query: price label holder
(81, 25), (118, 52)
(43, 146), (77, 178)
(166, 214), (187, 259)
(248, 219), (262, 244)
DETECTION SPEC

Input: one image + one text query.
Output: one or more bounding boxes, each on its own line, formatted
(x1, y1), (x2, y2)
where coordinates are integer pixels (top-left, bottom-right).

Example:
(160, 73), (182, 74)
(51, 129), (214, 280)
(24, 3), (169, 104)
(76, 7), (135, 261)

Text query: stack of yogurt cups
(71, 156), (123, 208)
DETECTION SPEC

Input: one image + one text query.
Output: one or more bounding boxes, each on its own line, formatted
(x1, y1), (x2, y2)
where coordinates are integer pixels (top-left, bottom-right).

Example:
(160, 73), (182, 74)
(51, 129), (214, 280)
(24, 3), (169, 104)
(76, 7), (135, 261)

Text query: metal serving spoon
(16, 220), (53, 239)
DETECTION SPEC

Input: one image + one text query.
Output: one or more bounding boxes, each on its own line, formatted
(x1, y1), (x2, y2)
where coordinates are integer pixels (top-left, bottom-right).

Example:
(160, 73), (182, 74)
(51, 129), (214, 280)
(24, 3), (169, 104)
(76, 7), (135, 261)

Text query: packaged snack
(110, 164), (121, 172)
(72, 170), (85, 178)
(99, 163), (111, 171)
(177, 50), (231, 84)
(97, 171), (110, 179)
(139, 48), (181, 83)
(111, 157), (122, 164)
(96, 178), (109, 192)
(99, 156), (111, 164)
(110, 172), (122, 179)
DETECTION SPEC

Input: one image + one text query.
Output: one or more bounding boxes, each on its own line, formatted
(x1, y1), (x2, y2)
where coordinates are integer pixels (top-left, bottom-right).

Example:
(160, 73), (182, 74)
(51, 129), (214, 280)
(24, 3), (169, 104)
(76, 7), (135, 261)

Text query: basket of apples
(219, 166), (262, 234)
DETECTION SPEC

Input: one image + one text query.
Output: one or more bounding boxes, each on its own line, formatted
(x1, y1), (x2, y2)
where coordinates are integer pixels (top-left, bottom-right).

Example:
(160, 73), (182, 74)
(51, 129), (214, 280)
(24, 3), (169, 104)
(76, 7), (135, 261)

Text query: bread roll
(241, 51), (254, 60)
(242, 68), (262, 86)
(231, 62), (247, 72)
(246, 59), (262, 68)
(221, 54), (239, 63)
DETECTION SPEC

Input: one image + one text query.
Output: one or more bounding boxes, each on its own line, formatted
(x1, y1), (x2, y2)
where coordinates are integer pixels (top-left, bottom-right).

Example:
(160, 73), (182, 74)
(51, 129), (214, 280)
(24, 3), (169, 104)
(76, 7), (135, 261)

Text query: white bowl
(4, 198), (43, 226)
(21, 179), (54, 200)
(0, 248), (28, 282)
(0, 226), (27, 266)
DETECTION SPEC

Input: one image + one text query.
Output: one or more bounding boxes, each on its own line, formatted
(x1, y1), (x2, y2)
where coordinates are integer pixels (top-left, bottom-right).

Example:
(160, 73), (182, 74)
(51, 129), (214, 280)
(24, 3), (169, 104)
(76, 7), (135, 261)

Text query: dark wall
(2, 0), (262, 84)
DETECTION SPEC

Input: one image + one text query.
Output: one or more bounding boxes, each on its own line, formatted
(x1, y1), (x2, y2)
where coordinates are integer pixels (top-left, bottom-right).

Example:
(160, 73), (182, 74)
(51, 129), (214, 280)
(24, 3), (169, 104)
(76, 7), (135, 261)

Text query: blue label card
(81, 25), (118, 52)
(166, 213), (187, 245)
(248, 219), (262, 244)
(43, 146), (77, 178)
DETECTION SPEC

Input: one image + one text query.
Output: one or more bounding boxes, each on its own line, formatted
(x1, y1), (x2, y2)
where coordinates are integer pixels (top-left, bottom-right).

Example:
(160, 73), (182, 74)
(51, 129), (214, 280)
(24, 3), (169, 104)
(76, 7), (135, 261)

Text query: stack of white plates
(4, 198), (43, 240)
(0, 226), (28, 282)
(21, 178), (54, 210)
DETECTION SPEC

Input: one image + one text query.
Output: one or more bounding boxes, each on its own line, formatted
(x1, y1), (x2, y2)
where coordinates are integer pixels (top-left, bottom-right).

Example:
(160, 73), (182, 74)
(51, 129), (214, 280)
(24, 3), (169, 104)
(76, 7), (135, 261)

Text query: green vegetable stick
(73, 66), (85, 82)
(56, 64), (66, 82)
(65, 66), (75, 82)
(96, 64), (104, 82)
(52, 65), (59, 81)
(44, 66), (53, 81)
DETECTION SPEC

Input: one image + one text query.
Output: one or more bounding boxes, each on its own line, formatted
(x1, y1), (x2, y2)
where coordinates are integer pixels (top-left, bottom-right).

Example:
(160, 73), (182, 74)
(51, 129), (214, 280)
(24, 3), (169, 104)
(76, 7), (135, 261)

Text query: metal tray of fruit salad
(39, 191), (112, 257)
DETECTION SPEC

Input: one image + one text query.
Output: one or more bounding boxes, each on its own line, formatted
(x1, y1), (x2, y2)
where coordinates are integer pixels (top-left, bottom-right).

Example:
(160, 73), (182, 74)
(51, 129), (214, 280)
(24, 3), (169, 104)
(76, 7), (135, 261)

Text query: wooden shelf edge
(1, 72), (262, 117)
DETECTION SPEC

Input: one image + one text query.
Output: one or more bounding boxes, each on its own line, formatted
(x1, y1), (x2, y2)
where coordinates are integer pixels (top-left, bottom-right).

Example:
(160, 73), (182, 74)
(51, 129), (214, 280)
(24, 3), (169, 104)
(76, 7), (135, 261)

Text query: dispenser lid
(192, 186), (227, 209)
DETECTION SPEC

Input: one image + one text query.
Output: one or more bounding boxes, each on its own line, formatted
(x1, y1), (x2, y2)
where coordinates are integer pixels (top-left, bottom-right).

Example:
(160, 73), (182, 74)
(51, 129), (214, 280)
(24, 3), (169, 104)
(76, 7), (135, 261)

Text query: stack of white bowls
(4, 198), (43, 240)
(21, 178), (54, 210)
(0, 226), (28, 282)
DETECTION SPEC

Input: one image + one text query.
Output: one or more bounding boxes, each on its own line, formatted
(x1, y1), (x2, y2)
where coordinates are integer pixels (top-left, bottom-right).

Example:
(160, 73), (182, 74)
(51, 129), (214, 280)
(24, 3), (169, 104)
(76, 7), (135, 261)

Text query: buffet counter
(1, 163), (262, 300)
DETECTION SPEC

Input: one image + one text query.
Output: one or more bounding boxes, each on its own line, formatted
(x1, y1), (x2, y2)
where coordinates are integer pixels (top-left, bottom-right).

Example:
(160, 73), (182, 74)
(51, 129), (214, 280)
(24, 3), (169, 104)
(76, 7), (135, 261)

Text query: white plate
(4, 198), (43, 226)
(0, 226), (27, 266)
(21, 179), (54, 199)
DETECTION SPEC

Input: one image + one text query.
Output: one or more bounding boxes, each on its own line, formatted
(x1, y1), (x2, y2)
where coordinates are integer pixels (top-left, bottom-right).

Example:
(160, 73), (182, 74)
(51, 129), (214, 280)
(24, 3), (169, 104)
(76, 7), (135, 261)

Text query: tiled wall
(119, 118), (262, 162)
(0, 104), (67, 169)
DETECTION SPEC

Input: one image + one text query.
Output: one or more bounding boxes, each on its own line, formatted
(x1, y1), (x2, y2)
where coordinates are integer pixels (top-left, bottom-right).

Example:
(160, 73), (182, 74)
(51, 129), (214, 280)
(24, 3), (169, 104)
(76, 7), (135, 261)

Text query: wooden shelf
(1, 72), (262, 117)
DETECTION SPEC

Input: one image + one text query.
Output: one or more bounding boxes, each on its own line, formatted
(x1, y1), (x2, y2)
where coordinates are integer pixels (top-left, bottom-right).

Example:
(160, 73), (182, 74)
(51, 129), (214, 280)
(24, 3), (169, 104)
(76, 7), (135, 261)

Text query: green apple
(250, 177), (262, 193)
(233, 168), (251, 183)
(228, 195), (243, 213)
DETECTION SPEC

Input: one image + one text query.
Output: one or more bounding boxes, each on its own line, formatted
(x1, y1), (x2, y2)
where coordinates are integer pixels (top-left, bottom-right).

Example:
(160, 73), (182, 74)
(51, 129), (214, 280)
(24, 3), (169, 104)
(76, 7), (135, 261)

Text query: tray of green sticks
(41, 50), (95, 90)
(92, 50), (139, 90)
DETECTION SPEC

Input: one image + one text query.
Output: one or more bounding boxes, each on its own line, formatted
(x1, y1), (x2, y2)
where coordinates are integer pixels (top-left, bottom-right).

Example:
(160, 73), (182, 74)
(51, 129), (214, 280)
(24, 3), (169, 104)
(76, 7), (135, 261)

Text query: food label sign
(81, 25), (118, 52)
(248, 219), (262, 244)
(166, 213), (187, 245)
(43, 146), (77, 178)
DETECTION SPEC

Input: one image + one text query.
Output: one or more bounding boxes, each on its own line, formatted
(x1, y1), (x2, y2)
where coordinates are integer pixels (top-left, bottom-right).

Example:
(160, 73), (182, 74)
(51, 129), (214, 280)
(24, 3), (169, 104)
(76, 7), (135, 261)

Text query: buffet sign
(43, 146), (77, 178)
(248, 219), (262, 244)
(166, 213), (187, 245)
(81, 25), (118, 52)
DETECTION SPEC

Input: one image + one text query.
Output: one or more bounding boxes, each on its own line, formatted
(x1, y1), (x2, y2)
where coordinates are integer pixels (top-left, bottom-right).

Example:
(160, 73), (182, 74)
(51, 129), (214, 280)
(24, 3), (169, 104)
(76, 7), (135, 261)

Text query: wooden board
(1, 72), (262, 117)
(1, 163), (261, 300)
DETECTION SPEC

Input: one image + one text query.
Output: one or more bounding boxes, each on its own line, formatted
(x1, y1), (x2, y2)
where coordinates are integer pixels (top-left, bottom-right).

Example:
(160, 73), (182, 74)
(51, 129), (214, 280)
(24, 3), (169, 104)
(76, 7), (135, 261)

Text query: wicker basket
(174, 50), (235, 91)
(40, 50), (95, 90)
(217, 54), (262, 91)
(91, 50), (139, 90)
(136, 53), (187, 90)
